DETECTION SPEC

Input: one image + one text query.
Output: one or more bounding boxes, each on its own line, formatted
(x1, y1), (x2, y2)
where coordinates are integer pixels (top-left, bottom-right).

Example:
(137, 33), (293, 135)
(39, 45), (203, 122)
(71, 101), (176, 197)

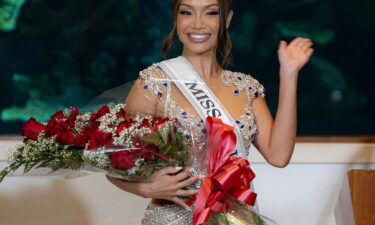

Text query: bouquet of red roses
(0, 104), (189, 182)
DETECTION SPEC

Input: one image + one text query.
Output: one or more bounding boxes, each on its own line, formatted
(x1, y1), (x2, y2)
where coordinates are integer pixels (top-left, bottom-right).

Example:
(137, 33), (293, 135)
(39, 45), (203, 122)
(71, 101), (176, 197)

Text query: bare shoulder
(124, 63), (169, 115)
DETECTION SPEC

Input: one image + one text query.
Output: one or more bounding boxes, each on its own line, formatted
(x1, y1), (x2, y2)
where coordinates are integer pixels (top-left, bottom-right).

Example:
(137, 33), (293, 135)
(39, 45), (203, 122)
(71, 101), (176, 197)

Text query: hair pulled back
(162, 0), (233, 67)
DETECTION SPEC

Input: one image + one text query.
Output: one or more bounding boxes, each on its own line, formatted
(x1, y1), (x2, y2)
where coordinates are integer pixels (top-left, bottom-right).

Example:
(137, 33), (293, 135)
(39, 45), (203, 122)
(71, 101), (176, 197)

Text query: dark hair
(162, 0), (233, 67)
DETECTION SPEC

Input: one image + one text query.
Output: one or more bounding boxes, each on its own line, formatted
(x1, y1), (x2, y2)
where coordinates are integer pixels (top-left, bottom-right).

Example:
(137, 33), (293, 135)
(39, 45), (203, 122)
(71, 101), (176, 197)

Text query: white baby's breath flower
(135, 158), (145, 166)
(63, 108), (72, 116)
(83, 151), (109, 169)
(127, 167), (137, 175)
(75, 114), (91, 133)
(113, 104), (126, 113)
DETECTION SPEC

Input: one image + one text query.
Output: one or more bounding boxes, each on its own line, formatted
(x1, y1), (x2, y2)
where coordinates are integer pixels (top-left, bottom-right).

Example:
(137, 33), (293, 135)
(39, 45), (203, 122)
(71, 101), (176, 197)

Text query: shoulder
(136, 63), (170, 99)
(139, 63), (167, 81)
(223, 70), (266, 99)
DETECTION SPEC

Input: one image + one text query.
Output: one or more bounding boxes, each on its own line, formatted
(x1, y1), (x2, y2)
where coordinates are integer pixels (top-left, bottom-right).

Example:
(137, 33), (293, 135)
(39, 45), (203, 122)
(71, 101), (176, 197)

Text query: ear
(226, 10), (234, 29)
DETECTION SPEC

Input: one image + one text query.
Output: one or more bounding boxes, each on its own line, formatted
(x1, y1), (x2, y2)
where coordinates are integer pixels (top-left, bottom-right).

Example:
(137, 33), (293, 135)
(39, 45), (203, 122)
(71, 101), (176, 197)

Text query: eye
(206, 11), (219, 16)
(179, 10), (192, 15)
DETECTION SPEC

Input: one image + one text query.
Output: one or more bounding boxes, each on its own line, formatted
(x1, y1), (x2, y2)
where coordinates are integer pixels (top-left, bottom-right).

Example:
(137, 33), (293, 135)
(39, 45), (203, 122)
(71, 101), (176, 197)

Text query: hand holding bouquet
(0, 103), (271, 225)
(0, 104), (189, 182)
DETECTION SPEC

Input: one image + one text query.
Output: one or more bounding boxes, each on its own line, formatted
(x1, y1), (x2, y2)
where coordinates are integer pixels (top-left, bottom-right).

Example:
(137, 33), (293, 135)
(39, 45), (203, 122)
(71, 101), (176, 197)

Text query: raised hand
(278, 37), (314, 76)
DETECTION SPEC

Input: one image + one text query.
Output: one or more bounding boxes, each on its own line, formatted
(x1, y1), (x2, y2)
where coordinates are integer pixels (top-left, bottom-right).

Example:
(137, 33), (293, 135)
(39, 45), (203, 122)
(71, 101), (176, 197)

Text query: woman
(107, 0), (314, 224)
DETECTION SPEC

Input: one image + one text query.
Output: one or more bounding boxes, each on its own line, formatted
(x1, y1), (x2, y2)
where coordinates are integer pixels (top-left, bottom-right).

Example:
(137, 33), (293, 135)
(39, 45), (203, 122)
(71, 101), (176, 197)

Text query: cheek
(208, 19), (221, 35)
(176, 17), (189, 39)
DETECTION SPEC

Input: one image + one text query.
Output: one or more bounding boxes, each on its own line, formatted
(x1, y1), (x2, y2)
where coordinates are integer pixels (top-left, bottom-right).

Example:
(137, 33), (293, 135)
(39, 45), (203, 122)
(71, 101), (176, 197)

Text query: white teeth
(190, 34), (210, 39)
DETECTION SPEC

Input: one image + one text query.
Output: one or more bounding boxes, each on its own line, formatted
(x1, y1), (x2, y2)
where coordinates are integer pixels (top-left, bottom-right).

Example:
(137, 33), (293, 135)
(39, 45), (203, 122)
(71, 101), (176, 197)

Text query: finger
(289, 37), (303, 47)
(157, 166), (183, 176)
(176, 189), (199, 197)
(177, 175), (203, 189)
(173, 167), (192, 181)
(295, 38), (311, 48)
(278, 40), (287, 52)
(300, 40), (313, 50)
(170, 196), (191, 209)
(305, 48), (314, 57)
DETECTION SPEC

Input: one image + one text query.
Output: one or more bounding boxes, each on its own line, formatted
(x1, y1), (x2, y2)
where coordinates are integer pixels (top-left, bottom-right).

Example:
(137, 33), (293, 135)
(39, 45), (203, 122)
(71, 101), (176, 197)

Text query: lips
(187, 32), (211, 43)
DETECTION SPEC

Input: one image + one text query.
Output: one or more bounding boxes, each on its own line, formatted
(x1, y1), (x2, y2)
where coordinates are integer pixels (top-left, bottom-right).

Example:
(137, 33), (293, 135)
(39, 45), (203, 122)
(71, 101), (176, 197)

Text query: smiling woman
(163, 0), (233, 66)
(102, 0), (314, 224)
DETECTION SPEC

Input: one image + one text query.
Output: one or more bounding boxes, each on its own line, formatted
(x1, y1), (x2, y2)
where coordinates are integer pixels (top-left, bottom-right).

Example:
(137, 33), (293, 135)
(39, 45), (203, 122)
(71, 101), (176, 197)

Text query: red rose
(90, 106), (110, 121)
(66, 108), (79, 129)
(142, 150), (155, 161)
(87, 129), (113, 150)
(117, 108), (127, 120)
(56, 128), (76, 145)
(110, 152), (134, 170)
(46, 111), (66, 136)
(116, 120), (135, 135)
(22, 118), (46, 140)
(134, 136), (164, 161)
(153, 117), (170, 128)
(139, 140), (158, 161)
(75, 121), (98, 148)
(137, 118), (151, 129)
(110, 150), (141, 170)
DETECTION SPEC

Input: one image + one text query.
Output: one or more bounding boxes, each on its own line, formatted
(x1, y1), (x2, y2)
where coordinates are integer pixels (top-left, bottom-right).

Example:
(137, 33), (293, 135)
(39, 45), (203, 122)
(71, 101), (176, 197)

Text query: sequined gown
(132, 63), (266, 225)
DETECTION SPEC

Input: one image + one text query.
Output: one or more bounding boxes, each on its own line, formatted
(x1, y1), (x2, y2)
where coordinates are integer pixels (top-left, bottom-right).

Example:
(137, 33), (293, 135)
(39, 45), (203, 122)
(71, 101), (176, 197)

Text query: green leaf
(0, 168), (10, 183)
(142, 133), (165, 148)
(161, 146), (172, 155)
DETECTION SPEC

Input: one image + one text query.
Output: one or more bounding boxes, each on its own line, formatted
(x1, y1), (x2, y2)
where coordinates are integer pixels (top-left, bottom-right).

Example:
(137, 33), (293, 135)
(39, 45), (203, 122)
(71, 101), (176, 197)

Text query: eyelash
(179, 10), (191, 15)
(178, 10), (219, 16)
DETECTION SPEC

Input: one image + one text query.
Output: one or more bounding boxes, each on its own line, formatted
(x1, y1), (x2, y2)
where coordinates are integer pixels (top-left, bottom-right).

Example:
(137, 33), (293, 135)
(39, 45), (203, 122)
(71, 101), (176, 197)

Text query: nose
(192, 15), (205, 29)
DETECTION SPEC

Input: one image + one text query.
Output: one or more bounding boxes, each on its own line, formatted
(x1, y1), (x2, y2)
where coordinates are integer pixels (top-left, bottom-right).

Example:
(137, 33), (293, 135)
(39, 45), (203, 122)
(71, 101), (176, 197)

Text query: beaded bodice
(138, 64), (265, 156)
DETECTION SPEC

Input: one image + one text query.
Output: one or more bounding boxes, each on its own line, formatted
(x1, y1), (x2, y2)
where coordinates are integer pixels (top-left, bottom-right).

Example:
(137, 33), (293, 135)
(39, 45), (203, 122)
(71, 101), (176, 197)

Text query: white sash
(158, 56), (247, 158)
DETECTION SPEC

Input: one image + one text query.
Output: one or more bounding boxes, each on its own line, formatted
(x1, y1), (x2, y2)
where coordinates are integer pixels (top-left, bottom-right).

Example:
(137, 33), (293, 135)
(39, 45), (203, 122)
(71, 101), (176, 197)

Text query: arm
(106, 176), (150, 198)
(252, 37), (314, 168)
(106, 167), (201, 209)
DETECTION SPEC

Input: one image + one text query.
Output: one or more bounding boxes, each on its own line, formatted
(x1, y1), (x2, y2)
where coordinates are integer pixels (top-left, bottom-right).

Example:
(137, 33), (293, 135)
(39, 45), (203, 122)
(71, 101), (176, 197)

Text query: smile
(187, 33), (211, 43)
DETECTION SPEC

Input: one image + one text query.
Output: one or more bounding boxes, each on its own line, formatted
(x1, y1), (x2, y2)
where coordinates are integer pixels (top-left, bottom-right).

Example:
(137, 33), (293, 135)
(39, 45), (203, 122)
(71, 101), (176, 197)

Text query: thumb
(171, 197), (191, 210)
(278, 40), (287, 52)
(157, 166), (183, 176)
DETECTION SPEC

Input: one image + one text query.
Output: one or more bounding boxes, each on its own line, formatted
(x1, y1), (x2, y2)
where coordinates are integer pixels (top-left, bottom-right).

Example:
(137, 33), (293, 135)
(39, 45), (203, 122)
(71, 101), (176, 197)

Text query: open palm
(278, 37), (314, 75)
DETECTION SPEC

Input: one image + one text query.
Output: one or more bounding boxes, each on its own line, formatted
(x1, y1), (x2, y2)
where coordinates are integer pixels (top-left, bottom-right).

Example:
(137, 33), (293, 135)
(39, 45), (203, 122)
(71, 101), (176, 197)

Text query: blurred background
(0, 0), (374, 135)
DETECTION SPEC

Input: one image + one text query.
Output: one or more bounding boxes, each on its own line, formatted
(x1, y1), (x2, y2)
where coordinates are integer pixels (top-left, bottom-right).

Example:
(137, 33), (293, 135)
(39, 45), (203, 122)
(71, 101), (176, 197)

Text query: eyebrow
(179, 3), (219, 9)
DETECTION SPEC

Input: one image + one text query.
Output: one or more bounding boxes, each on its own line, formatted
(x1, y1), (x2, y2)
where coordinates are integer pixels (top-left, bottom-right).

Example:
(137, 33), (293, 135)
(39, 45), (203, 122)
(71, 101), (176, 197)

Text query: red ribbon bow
(188, 117), (257, 225)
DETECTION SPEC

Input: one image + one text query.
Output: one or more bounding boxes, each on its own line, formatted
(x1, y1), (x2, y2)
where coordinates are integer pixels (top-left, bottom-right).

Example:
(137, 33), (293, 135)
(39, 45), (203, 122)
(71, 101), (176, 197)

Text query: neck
(182, 49), (222, 80)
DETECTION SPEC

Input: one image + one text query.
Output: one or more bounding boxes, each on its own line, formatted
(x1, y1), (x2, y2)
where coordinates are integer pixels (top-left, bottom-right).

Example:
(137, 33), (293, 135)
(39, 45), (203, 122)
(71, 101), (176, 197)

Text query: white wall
(252, 163), (375, 225)
(0, 138), (374, 225)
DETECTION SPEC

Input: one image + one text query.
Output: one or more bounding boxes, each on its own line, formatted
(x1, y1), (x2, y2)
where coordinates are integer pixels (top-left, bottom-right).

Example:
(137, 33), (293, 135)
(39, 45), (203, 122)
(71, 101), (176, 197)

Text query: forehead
(179, 0), (219, 7)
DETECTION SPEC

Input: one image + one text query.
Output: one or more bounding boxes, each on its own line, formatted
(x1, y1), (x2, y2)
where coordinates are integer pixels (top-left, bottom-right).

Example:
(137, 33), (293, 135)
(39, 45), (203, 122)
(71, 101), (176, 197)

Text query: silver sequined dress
(136, 63), (266, 225)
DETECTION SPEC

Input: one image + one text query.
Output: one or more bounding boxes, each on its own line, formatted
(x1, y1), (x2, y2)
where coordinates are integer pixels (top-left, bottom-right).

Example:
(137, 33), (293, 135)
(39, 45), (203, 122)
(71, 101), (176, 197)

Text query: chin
(183, 43), (217, 55)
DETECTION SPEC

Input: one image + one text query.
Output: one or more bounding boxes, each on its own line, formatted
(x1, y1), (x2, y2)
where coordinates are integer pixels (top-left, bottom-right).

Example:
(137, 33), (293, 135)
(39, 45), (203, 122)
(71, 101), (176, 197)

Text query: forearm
(268, 70), (298, 166)
(106, 175), (150, 198)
